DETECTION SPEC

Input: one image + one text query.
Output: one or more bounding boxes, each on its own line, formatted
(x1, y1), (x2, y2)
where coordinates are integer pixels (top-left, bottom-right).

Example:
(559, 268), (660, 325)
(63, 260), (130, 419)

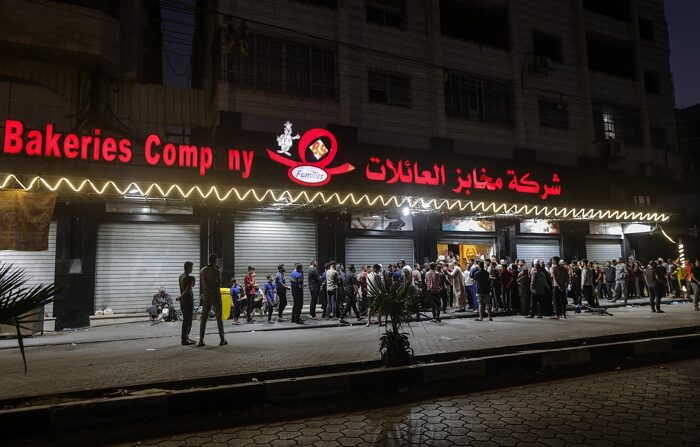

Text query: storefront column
(53, 204), (101, 330)
(414, 214), (439, 265)
(317, 213), (346, 265)
(198, 208), (234, 284)
(560, 221), (587, 261)
(496, 220), (517, 261)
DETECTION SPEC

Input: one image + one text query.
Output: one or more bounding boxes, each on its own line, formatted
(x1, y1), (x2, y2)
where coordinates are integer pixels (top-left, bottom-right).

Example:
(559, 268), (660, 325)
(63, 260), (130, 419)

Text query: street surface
(0, 303), (698, 402)
(114, 358), (700, 446)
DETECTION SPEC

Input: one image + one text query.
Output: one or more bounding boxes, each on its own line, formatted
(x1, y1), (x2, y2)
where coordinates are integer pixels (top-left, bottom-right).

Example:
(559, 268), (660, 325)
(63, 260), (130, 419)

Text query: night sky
(666, 0), (700, 108)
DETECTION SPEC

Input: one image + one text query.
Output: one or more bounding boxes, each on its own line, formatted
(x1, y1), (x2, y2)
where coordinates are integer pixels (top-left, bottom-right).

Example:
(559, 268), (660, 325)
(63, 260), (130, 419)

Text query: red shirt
(500, 269), (513, 286)
(244, 272), (257, 296)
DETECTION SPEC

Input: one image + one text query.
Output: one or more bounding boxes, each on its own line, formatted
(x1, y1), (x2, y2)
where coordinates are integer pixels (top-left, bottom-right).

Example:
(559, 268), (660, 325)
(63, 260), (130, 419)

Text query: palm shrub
(367, 278), (419, 367)
(0, 262), (57, 373)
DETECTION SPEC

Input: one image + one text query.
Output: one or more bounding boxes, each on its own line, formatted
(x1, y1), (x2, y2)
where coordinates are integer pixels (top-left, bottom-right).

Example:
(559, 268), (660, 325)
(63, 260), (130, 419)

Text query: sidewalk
(0, 296), (684, 350)
(1, 302), (698, 404)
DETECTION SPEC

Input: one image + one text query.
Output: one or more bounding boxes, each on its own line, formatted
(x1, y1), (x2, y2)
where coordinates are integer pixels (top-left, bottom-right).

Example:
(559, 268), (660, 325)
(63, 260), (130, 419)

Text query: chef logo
(267, 122), (355, 186)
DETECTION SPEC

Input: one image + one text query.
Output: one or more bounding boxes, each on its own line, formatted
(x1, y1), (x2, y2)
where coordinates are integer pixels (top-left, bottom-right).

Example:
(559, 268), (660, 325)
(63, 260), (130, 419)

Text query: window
(1, 82), (64, 130)
(366, 0), (405, 29)
(586, 34), (636, 79)
(644, 71), (661, 95)
(440, 0), (510, 50)
(291, 0), (337, 9)
(224, 30), (336, 99)
(583, 0), (631, 22)
(538, 99), (568, 130)
(368, 71), (410, 107)
(444, 71), (513, 126)
(638, 18), (655, 41)
(533, 32), (563, 63)
(602, 109), (616, 139)
(54, 0), (119, 18)
(593, 102), (642, 146)
(650, 126), (667, 149)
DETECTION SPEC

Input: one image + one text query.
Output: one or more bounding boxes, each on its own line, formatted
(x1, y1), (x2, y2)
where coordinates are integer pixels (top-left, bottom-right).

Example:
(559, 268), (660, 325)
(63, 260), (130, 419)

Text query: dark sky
(666, 0), (700, 108)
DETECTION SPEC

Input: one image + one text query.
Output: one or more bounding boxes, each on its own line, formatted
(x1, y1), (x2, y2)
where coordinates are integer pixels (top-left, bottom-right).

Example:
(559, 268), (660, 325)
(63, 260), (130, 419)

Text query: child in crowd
(230, 279), (243, 325)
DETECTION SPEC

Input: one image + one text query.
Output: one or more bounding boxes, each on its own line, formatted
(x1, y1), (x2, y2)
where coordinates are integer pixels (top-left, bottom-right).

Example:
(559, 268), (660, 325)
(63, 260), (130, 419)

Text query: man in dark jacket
(474, 261), (492, 321)
(307, 260), (321, 320)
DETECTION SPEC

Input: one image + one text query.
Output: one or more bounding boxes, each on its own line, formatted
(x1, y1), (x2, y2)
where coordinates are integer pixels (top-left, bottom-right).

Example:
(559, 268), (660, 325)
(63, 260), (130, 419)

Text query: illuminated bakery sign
(2, 118), (562, 200)
(266, 122), (355, 186)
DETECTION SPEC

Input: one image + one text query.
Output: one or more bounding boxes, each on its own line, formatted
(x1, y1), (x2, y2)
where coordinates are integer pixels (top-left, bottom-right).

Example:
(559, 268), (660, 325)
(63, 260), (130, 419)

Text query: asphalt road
(114, 358), (700, 447)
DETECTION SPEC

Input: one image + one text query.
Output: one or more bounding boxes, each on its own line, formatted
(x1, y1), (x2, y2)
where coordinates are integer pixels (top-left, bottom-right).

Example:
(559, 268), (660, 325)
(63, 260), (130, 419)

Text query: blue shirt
(291, 271), (303, 288)
(264, 282), (275, 302)
(230, 285), (242, 301)
(275, 271), (286, 289)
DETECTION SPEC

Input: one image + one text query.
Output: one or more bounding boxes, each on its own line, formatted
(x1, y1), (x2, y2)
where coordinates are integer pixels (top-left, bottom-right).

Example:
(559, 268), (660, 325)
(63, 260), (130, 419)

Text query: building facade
(0, 0), (683, 330)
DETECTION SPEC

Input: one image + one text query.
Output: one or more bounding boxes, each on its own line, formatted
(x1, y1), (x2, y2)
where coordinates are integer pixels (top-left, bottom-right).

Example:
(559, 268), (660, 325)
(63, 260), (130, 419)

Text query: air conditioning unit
(530, 55), (555, 74)
(606, 139), (626, 158)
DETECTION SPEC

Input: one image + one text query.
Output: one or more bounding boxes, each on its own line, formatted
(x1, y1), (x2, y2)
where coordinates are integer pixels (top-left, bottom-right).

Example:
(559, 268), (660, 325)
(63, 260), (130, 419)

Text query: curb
(5, 330), (700, 446)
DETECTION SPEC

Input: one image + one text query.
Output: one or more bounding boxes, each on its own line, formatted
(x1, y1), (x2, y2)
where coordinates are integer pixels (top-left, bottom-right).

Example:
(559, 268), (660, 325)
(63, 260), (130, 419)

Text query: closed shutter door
(234, 213), (317, 304)
(585, 239), (622, 263)
(345, 237), (415, 270)
(95, 223), (200, 314)
(516, 239), (561, 267)
(0, 222), (56, 317)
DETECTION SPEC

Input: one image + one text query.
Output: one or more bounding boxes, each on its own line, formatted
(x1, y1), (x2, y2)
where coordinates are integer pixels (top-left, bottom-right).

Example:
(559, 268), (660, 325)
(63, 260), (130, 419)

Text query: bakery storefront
(0, 117), (672, 331)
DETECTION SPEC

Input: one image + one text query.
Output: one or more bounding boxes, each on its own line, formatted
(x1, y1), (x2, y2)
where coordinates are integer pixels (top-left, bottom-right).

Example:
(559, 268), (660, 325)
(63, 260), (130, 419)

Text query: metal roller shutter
(585, 239), (622, 263)
(234, 213), (317, 304)
(516, 239), (561, 267)
(345, 237), (415, 270)
(95, 223), (200, 314)
(0, 222), (57, 317)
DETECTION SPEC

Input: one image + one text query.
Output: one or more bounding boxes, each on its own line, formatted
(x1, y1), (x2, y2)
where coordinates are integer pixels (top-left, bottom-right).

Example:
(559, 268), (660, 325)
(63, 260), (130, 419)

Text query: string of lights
(0, 174), (670, 223)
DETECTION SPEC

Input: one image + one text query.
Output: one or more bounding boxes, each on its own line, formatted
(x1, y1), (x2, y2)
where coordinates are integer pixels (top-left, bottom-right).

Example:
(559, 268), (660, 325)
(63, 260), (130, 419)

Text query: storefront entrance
(437, 238), (495, 267)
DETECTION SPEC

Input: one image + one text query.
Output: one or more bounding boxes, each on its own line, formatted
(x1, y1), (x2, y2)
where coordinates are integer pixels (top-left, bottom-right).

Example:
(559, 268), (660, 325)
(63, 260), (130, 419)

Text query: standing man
(654, 259), (669, 312)
(198, 254), (227, 347)
(603, 261), (615, 301)
(474, 261), (492, 321)
(550, 256), (568, 320)
(366, 264), (383, 326)
(178, 261), (196, 345)
(339, 264), (362, 325)
(308, 260), (321, 320)
(689, 259), (700, 311)
(450, 262), (466, 312)
(244, 266), (258, 324)
(613, 257), (628, 304)
(290, 263), (305, 324)
(275, 264), (290, 322)
(645, 261), (660, 313)
(425, 262), (442, 323)
(500, 262), (513, 311)
(326, 262), (338, 320)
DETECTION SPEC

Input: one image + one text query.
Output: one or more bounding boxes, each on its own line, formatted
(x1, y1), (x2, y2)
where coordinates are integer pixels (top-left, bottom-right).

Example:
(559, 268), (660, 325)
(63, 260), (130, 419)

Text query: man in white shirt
(450, 263), (466, 312)
(366, 264), (383, 326)
(326, 262), (338, 320)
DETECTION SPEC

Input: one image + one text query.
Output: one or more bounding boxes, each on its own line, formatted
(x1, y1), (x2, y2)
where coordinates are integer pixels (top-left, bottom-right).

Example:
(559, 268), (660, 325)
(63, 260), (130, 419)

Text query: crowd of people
(170, 252), (700, 346)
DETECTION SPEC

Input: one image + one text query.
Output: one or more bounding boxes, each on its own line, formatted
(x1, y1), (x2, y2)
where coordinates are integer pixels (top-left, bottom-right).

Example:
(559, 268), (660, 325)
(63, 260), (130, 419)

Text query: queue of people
(171, 253), (700, 346)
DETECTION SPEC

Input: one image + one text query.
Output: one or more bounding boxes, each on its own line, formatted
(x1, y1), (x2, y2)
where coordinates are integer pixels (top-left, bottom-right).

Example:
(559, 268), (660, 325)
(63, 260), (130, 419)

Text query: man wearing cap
(275, 264), (290, 322)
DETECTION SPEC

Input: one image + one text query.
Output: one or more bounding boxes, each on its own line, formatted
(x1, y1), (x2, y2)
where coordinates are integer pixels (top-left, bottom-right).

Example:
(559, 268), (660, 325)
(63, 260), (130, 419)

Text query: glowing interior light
(402, 207), (410, 216)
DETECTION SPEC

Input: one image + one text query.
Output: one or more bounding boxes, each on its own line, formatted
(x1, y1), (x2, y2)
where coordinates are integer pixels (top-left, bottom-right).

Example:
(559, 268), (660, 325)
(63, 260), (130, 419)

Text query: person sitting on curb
(148, 288), (177, 324)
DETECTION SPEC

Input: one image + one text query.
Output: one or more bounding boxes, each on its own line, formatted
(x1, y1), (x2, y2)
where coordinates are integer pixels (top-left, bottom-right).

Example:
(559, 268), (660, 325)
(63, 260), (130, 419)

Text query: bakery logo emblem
(267, 121), (355, 186)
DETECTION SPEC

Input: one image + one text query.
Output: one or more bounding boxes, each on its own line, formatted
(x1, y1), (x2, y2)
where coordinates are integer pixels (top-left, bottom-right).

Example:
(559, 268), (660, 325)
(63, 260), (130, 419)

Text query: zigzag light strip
(0, 175), (670, 223)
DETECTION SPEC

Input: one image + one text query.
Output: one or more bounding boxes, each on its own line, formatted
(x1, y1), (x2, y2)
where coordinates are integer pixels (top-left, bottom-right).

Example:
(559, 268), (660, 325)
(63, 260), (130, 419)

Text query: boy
(230, 279), (243, 325)
(264, 275), (276, 323)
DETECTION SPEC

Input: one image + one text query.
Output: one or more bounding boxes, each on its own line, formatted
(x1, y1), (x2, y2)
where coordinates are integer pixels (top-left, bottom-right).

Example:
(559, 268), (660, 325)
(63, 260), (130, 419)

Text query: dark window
(638, 18), (655, 41)
(583, 0), (631, 22)
(538, 99), (569, 130)
(644, 71), (661, 94)
(440, 0), (510, 50)
(444, 71), (513, 126)
(53, 0), (119, 17)
(586, 34), (636, 78)
(368, 71), (410, 107)
(533, 32), (563, 63)
(592, 102), (642, 146)
(291, 0), (337, 9)
(224, 30), (336, 99)
(366, 0), (405, 29)
(650, 126), (667, 149)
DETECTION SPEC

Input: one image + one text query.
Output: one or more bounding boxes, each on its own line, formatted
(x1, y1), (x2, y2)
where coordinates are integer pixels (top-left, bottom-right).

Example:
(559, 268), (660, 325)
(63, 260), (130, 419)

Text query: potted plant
(0, 263), (57, 373)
